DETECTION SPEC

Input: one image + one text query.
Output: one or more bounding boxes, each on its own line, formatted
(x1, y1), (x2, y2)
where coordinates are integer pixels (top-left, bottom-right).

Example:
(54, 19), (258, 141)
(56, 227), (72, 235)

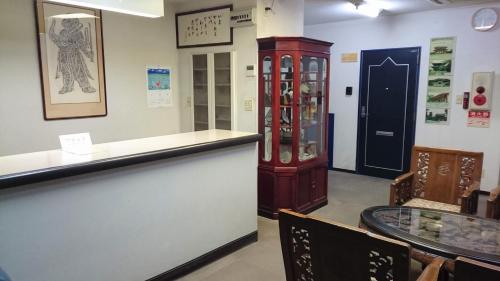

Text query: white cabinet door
(192, 52), (234, 131)
(192, 54), (209, 131)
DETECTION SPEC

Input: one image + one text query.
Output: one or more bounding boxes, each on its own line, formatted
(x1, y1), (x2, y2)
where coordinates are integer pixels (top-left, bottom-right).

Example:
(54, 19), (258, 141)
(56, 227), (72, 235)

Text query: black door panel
(357, 48), (420, 179)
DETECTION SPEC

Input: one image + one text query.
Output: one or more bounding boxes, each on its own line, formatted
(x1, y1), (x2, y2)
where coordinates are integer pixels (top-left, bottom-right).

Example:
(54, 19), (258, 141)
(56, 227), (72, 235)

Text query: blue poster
(147, 68), (170, 90)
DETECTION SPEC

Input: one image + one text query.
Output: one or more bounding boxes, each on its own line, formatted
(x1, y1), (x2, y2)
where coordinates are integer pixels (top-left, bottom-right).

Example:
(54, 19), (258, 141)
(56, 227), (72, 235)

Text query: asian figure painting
(36, 0), (107, 120)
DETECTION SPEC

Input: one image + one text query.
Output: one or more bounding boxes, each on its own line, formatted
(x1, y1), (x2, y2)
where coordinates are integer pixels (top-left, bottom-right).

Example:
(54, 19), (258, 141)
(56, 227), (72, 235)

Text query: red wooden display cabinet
(257, 37), (333, 219)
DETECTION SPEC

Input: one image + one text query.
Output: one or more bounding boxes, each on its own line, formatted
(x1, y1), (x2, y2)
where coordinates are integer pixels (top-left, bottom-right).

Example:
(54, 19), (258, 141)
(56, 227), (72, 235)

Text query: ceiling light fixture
(350, 0), (382, 18)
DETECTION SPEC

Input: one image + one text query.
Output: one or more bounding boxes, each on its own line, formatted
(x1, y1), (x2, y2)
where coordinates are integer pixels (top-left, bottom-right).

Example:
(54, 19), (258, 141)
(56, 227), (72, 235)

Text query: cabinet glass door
(214, 52), (231, 130)
(299, 56), (327, 161)
(193, 54), (208, 131)
(262, 56), (273, 161)
(280, 55), (294, 164)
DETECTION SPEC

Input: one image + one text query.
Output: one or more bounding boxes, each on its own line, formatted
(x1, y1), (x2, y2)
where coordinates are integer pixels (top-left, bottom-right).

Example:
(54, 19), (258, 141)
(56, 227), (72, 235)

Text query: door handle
(361, 106), (367, 118)
(376, 131), (394, 137)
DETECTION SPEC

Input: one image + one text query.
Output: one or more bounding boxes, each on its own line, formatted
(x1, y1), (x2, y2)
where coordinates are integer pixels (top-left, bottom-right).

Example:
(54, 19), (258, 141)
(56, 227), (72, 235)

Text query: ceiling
(304, 0), (500, 25)
(167, 0), (499, 25)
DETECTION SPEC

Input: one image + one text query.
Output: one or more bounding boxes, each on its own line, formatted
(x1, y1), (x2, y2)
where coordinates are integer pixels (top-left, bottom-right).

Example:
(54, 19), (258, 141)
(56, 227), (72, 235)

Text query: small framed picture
(176, 5), (233, 48)
(36, 0), (107, 120)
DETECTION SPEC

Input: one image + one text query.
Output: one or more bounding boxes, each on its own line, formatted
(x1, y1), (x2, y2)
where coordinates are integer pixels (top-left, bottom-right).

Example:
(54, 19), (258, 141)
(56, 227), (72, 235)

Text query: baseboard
(299, 199), (328, 214)
(258, 208), (278, 219)
(331, 168), (357, 174)
(147, 231), (258, 281)
(479, 190), (490, 196)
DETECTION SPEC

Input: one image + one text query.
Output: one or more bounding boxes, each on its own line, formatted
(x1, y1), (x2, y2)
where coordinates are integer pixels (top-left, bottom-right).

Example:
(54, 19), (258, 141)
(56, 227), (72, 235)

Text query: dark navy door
(357, 47), (420, 179)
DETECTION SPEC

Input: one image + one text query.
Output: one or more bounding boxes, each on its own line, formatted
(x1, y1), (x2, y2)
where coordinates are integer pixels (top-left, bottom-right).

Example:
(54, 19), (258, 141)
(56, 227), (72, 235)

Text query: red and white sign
(470, 72), (494, 110)
(467, 110), (491, 128)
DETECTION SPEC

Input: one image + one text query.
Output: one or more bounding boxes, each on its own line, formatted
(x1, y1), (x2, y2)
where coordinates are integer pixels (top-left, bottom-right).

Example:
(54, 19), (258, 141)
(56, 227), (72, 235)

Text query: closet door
(213, 52), (232, 130)
(192, 54), (209, 131)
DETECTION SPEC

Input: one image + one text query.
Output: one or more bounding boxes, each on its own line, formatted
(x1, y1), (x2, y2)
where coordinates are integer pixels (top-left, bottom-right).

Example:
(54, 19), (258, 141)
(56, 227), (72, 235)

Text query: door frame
(355, 47), (421, 178)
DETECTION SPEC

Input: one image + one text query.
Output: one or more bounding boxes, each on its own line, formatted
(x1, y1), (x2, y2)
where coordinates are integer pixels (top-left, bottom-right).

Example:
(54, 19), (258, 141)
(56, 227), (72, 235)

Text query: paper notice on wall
(341, 53), (358, 63)
(147, 67), (172, 107)
(467, 110), (490, 128)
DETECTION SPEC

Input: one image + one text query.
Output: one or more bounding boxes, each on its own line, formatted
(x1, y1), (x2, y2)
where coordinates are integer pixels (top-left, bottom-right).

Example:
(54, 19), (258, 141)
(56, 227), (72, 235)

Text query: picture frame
(36, 0), (107, 120)
(425, 37), (455, 125)
(175, 5), (233, 49)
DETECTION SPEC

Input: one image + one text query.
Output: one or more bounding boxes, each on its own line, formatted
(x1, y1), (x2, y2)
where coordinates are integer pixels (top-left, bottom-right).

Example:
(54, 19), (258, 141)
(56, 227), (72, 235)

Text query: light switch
(346, 86), (353, 96)
(246, 65), (256, 77)
(456, 94), (463, 105)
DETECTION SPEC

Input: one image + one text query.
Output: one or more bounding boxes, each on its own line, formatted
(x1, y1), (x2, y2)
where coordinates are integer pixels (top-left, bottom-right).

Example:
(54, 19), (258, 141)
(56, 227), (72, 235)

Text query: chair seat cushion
(403, 198), (461, 213)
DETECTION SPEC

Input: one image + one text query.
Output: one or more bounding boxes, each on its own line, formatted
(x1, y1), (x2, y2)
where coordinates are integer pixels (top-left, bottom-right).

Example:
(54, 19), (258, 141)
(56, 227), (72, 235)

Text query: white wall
(0, 0), (180, 156)
(176, 0), (258, 133)
(0, 143), (257, 281)
(305, 3), (500, 191)
(256, 0), (304, 38)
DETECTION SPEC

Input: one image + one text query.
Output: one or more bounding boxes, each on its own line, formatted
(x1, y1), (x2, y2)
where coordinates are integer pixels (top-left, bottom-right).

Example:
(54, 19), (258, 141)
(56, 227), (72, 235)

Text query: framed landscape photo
(176, 5), (233, 48)
(36, 0), (107, 120)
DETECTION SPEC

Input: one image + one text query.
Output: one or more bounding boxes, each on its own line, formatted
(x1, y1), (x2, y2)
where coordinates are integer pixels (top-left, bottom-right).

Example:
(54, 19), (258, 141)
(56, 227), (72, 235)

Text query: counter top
(0, 130), (261, 190)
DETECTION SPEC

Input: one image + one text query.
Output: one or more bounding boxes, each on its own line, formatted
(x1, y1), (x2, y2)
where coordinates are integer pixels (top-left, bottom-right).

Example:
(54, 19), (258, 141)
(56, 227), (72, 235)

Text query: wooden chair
(486, 186), (500, 220)
(454, 257), (500, 281)
(278, 209), (445, 281)
(389, 146), (483, 214)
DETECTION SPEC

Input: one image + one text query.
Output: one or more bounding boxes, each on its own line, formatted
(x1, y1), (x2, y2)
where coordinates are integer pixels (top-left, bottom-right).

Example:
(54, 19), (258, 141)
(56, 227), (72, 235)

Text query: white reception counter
(0, 130), (261, 281)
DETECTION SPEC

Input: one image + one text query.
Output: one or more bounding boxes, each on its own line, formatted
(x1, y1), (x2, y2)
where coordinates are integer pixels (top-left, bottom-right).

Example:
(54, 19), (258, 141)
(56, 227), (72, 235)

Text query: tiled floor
(177, 171), (489, 281)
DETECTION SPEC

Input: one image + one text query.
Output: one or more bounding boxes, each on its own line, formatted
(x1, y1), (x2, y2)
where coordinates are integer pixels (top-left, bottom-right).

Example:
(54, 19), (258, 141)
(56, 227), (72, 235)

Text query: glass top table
(360, 206), (500, 266)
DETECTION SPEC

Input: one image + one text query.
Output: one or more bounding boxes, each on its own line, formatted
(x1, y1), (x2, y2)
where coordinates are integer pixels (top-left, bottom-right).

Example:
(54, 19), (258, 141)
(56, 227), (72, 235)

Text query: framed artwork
(176, 5), (233, 49)
(36, 0), (107, 120)
(425, 37), (455, 125)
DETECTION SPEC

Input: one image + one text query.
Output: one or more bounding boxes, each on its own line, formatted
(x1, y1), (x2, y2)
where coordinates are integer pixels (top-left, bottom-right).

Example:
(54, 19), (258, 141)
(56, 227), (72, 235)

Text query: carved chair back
(454, 257), (500, 281)
(410, 146), (483, 206)
(279, 210), (411, 281)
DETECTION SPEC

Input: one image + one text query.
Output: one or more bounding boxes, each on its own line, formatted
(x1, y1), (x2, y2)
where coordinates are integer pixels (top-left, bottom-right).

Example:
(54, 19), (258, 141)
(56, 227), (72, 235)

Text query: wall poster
(175, 5), (233, 48)
(425, 37), (455, 125)
(147, 67), (172, 108)
(36, 0), (107, 120)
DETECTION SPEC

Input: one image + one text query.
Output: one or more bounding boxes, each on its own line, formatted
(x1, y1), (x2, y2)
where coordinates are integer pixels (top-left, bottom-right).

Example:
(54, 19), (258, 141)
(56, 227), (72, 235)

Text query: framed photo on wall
(36, 0), (107, 120)
(176, 5), (233, 48)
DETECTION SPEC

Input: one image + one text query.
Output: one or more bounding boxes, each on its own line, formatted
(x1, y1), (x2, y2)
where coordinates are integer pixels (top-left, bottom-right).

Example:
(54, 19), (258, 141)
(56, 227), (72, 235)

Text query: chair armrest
(460, 181), (480, 214)
(416, 257), (446, 281)
(486, 186), (500, 219)
(389, 172), (414, 206)
(462, 181), (480, 198)
(488, 186), (500, 201)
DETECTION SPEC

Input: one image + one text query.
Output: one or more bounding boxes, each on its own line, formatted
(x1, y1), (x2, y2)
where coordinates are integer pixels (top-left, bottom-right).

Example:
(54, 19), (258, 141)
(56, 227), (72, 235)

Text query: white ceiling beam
(47, 0), (164, 18)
